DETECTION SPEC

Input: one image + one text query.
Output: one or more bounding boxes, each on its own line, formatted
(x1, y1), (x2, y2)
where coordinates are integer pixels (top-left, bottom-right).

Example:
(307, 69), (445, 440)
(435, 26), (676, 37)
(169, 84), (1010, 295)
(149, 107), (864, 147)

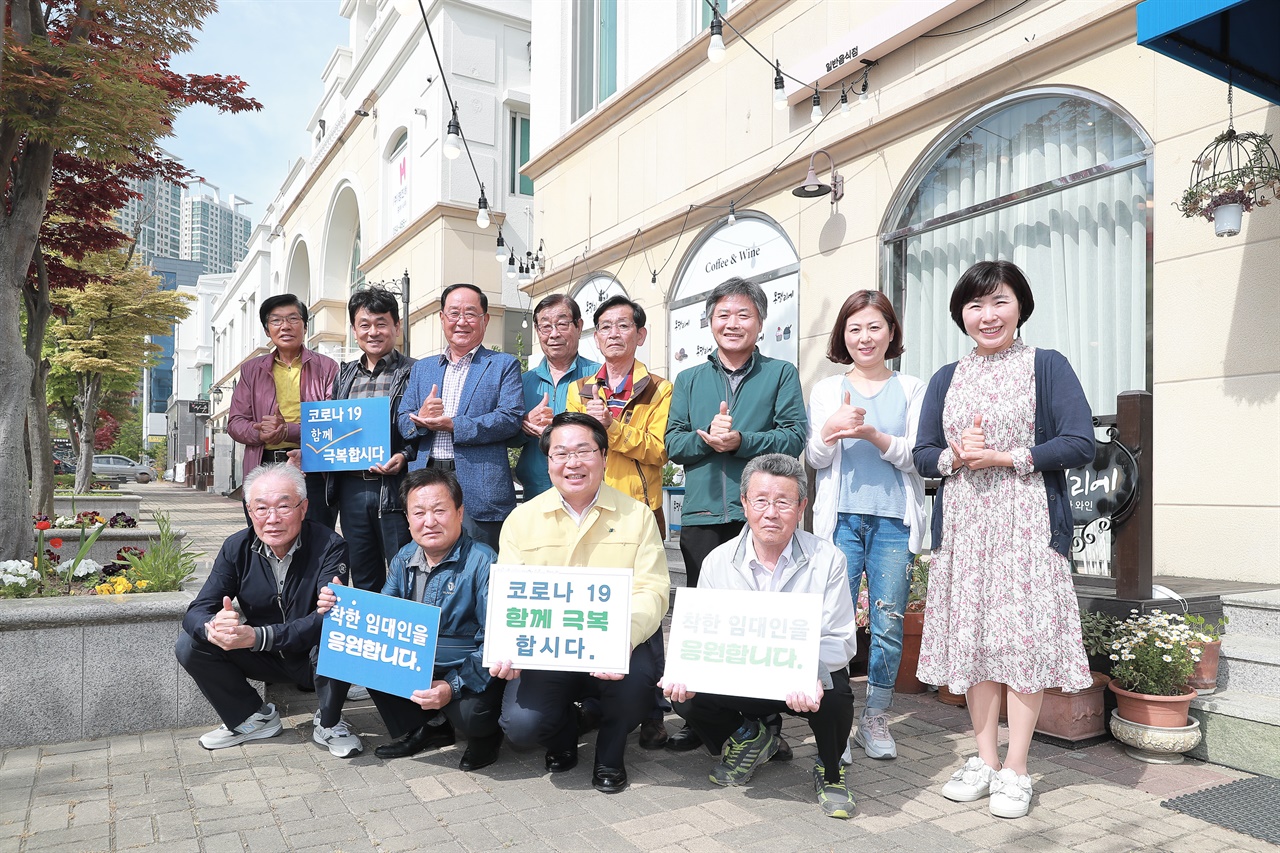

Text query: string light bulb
(475, 185), (490, 229)
(810, 89), (822, 125)
(773, 61), (786, 111)
(443, 105), (462, 160)
(727, 202), (737, 226)
(506, 249), (517, 280)
(840, 85), (849, 114)
(707, 5), (725, 63)
(495, 229), (507, 262)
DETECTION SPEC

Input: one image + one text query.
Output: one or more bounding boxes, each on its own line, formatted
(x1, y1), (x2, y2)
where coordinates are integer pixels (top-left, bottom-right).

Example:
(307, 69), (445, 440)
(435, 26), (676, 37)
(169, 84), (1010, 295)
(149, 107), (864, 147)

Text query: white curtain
(896, 96), (1148, 414)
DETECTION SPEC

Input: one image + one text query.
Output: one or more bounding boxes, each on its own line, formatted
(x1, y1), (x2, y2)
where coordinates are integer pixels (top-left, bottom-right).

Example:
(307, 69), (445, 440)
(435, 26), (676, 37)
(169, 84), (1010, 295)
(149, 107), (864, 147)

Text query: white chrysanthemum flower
(72, 559), (103, 579)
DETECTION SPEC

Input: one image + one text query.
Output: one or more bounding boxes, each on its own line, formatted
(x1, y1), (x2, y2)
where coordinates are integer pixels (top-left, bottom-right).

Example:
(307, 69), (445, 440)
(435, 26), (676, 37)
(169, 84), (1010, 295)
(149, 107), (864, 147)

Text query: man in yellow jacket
(566, 295), (672, 532)
(489, 413), (669, 794)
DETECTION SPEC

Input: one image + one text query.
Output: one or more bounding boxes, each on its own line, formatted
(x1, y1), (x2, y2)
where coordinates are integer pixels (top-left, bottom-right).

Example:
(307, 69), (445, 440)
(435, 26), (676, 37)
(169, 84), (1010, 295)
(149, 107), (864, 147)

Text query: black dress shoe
(374, 723), (456, 759)
(665, 723), (703, 752)
(592, 764), (628, 794)
(771, 734), (793, 762)
(544, 747), (578, 773)
(458, 733), (502, 771)
(638, 719), (669, 750)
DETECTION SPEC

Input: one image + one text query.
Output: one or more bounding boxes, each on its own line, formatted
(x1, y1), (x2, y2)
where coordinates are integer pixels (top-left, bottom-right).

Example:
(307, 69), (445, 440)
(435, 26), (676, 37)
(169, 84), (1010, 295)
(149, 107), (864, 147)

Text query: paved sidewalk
(1, 482), (1264, 851)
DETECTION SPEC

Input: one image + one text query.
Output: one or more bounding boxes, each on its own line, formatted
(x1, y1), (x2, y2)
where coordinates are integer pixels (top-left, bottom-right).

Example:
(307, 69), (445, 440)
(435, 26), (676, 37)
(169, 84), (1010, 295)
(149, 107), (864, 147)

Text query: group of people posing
(177, 260), (1094, 822)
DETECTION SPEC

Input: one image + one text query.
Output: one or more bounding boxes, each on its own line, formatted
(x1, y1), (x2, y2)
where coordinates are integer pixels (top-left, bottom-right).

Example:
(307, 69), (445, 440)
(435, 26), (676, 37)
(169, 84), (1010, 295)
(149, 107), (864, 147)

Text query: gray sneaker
(313, 718), (363, 758)
(709, 720), (778, 787)
(853, 710), (897, 759)
(199, 704), (282, 750)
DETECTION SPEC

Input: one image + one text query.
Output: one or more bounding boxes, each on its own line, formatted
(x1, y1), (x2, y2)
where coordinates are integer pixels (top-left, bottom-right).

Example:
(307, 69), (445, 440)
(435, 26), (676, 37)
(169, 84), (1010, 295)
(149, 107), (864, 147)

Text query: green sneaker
(709, 720), (778, 787)
(813, 761), (856, 819)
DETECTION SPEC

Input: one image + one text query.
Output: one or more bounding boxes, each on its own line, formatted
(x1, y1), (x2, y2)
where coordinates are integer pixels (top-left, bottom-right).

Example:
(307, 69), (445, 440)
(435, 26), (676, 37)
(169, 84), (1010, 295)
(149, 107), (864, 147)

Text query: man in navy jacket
(176, 463), (360, 757)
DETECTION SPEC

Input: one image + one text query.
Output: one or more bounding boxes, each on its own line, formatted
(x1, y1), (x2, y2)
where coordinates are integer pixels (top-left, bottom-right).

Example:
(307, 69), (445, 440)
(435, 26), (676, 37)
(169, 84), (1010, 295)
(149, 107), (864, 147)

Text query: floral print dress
(917, 340), (1092, 694)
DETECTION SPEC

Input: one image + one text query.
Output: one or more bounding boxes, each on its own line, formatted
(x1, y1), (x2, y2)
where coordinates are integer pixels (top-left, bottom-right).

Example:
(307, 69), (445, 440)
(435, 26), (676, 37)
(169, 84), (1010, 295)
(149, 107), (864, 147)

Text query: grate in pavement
(1162, 775), (1280, 845)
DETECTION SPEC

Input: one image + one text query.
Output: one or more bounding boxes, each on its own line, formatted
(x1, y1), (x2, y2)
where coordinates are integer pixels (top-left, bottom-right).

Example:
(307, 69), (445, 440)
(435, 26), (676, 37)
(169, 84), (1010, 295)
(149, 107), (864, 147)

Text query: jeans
(336, 476), (412, 592)
(833, 513), (912, 711)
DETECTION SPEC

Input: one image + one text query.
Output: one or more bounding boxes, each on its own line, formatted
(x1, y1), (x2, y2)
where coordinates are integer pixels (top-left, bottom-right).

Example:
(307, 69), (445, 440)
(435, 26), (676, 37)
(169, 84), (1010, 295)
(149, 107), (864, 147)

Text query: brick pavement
(0, 482), (1267, 851)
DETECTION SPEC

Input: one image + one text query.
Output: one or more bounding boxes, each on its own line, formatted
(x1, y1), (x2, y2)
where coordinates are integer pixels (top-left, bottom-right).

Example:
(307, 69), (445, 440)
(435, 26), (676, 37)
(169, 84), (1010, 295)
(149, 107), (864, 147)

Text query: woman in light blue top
(806, 290), (926, 763)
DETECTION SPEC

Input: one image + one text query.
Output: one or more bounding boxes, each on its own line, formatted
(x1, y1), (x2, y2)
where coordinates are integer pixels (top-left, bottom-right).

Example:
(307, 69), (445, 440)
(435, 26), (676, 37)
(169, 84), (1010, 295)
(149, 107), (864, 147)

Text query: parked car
(92, 454), (156, 483)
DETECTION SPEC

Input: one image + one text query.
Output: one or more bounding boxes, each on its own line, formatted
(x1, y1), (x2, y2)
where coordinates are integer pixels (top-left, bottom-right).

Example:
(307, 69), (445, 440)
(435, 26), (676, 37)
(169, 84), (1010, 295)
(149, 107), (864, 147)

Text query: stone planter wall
(52, 494), (143, 518)
(42, 526), (186, 567)
(0, 591), (217, 748)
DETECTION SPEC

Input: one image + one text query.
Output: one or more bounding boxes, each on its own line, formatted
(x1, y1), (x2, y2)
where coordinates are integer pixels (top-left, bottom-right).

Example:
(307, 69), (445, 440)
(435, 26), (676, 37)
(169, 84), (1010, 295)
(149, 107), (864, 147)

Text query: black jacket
(182, 521), (350, 656)
(323, 350), (417, 513)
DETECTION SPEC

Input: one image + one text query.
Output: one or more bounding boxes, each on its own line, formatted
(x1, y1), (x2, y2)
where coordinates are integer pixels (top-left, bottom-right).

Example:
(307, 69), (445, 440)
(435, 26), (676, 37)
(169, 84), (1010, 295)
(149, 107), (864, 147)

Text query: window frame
(572, 0), (618, 122)
(509, 113), (533, 197)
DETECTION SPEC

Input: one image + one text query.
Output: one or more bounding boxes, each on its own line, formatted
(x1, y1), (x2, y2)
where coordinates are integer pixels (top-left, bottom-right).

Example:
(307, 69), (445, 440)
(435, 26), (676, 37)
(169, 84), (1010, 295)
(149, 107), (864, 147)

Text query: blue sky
(167, 1), (351, 228)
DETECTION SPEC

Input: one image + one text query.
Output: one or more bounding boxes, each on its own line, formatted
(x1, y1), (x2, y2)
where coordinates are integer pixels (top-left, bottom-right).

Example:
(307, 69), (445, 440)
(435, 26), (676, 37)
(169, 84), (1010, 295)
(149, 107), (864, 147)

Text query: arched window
(568, 275), (649, 366)
(883, 88), (1153, 411)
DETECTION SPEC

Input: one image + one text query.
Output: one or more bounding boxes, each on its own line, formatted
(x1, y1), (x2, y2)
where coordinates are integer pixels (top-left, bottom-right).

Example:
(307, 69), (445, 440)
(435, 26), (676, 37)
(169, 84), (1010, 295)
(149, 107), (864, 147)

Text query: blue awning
(1137, 0), (1280, 106)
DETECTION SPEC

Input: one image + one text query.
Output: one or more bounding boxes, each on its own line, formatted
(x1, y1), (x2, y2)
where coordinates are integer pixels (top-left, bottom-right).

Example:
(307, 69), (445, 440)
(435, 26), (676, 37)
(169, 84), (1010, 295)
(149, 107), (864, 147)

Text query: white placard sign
(665, 588), (822, 701)
(484, 564), (634, 674)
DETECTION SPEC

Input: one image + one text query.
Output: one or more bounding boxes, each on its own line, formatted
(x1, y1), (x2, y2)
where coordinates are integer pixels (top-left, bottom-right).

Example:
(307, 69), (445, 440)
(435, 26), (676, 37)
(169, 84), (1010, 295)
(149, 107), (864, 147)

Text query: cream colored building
(522, 0), (1278, 584)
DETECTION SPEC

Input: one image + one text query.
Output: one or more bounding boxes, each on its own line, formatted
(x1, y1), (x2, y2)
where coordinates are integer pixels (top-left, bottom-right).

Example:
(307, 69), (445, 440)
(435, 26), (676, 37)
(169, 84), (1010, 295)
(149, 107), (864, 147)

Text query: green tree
(48, 253), (191, 493)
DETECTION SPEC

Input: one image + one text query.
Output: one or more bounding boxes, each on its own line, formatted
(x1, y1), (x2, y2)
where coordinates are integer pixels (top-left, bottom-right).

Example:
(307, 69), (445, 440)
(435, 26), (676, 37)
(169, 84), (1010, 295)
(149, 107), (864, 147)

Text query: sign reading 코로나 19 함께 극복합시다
(664, 588), (822, 702)
(300, 398), (391, 473)
(484, 565), (634, 674)
(317, 586), (441, 700)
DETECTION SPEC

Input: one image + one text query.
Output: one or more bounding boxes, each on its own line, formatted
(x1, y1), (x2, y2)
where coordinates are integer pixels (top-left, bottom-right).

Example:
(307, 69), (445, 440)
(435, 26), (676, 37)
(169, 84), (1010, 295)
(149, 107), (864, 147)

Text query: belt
(427, 458), (456, 471)
(345, 470), (384, 481)
(268, 450), (298, 464)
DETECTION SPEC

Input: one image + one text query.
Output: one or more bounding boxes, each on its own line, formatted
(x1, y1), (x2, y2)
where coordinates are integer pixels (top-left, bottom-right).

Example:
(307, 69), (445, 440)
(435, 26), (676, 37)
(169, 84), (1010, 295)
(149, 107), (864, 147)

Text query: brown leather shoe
(639, 719), (669, 750)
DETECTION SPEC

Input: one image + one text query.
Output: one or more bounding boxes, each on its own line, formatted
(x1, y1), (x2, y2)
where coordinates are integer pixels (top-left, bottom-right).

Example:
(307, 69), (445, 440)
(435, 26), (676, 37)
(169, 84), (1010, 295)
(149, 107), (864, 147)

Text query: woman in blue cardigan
(912, 260), (1094, 820)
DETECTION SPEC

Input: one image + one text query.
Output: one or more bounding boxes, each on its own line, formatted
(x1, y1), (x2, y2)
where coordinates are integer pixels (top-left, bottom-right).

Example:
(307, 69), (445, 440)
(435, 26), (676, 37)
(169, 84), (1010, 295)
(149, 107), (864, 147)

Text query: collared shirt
(348, 349), (405, 400)
(743, 533), (794, 592)
(559, 489), (602, 527)
(431, 346), (479, 460)
(268, 355), (303, 449)
(715, 351), (755, 396)
(515, 354), (600, 498)
(255, 536), (302, 594)
(407, 543), (444, 603)
(592, 363), (634, 419)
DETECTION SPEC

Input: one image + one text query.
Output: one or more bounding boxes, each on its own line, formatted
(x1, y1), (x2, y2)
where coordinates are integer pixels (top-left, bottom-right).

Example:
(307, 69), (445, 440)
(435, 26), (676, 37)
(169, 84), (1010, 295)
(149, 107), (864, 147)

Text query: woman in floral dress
(912, 260), (1094, 820)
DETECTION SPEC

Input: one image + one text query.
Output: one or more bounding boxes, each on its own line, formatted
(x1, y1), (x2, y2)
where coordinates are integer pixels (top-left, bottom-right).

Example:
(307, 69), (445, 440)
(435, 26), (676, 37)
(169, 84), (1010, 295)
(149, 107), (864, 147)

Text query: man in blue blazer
(397, 283), (523, 550)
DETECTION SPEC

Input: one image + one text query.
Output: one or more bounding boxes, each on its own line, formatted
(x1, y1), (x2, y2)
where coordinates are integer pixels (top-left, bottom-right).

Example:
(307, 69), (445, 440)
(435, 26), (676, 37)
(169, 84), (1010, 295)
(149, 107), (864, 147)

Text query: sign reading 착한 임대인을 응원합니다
(484, 565), (634, 674)
(664, 588), (822, 702)
(317, 586), (441, 700)
(300, 398), (391, 473)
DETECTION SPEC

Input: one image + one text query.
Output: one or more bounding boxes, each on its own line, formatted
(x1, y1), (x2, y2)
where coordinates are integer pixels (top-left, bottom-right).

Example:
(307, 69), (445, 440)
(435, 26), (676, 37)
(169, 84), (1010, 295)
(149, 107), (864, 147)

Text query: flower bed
(37, 527), (182, 569)
(0, 591), (218, 747)
(52, 493), (142, 518)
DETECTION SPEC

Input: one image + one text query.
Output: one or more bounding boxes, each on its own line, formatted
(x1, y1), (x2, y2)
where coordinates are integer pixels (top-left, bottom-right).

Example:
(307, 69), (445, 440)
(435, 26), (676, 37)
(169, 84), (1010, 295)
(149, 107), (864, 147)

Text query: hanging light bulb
(495, 229), (507, 262)
(859, 80), (869, 103)
(518, 259), (533, 286)
(475, 186), (490, 229)
(773, 60), (787, 111)
(443, 106), (463, 160)
(707, 6), (725, 63)
(840, 85), (850, 115)
(810, 89), (822, 125)
(727, 202), (737, 226)
(506, 249), (517, 280)
(522, 316), (528, 328)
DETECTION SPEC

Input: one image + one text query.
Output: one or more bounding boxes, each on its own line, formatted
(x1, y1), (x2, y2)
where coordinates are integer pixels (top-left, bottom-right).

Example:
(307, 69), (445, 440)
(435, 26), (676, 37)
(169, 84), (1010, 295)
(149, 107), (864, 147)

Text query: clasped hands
(408, 384), (453, 432)
(254, 413), (289, 446)
(204, 596), (256, 650)
(696, 401), (741, 452)
(521, 392), (554, 437)
(948, 415), (1011, 470)
(822, 391), (879, 445)
(660, 678), (824, 713)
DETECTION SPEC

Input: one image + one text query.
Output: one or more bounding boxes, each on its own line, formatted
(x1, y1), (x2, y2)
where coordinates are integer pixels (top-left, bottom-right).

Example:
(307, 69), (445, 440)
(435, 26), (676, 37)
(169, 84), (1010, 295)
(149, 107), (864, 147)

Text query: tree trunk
(73, 374), (102, 494)
(25, 253), (54, 516)
(0, 283), (36, 561)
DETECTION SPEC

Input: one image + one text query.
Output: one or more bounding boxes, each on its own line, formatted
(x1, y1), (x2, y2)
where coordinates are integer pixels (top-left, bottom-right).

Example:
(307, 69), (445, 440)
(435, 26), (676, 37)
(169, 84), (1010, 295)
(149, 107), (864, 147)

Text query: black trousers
(370, 676), (505, 740)
(673, 669), (854, 783)
(498, 633), (662, 768)
(335, 475), (412, 591)
(175, 632), (348, 729)
(678, 521), (743, 589)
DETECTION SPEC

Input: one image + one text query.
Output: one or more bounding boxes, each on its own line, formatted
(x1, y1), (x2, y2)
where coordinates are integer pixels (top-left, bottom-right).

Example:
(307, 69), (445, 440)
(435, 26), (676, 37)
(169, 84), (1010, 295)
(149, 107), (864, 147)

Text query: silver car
(92, 454), (156, 484)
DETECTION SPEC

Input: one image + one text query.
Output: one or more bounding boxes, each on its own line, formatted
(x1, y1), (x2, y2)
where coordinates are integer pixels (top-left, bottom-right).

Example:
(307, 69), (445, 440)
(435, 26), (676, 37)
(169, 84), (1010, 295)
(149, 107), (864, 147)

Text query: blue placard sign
(317, 586), (441, 700)
(301, 398), (391, 472)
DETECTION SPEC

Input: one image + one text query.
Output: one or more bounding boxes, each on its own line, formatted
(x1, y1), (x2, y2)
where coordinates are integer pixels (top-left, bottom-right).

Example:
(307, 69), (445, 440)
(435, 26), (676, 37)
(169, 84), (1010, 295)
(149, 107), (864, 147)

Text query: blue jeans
(834, 513), (912, 711)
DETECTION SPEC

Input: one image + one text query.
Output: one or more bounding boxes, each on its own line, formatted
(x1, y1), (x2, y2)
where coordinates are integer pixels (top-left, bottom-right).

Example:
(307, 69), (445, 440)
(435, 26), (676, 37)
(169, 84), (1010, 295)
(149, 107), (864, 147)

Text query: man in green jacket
(663, 276), (808, 752)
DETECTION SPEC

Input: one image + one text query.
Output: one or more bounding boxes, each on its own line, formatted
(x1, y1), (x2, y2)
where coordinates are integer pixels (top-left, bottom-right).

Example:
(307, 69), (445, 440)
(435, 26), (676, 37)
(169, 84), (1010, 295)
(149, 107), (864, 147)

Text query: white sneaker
(989, 768), (1033, 818)
(941, 756), (996, 802)
(853, 711), (897, 760)
(840, 742), (854, 766)
(199, 704), (282, 750)
(347, 685), (370, 701)
(313, 718), (363, 758)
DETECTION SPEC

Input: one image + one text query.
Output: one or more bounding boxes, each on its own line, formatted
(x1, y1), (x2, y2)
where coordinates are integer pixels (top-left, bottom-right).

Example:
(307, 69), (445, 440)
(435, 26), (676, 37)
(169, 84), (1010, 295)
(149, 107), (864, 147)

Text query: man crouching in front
(175, 463), (360, 757)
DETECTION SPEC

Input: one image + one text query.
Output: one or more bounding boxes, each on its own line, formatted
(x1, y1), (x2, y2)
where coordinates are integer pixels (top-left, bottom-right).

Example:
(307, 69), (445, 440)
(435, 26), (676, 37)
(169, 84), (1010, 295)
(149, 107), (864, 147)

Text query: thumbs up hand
(521, 391), (553, 437)
(697, 400), (742, 452)
(822, 390), (874, 445)
(584, 394), (614, 429)
(206, 595), (254, 650)
(410, 383), (453, 432)
(952, 413), (1012, 471)
(960, 414), (985, 454)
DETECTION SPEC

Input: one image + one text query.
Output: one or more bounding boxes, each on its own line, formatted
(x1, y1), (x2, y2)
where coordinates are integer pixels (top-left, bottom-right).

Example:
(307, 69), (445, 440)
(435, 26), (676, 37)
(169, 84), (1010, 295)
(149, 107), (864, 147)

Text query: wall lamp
(792, 149), (844, 202)
(353, 108), (370, 117)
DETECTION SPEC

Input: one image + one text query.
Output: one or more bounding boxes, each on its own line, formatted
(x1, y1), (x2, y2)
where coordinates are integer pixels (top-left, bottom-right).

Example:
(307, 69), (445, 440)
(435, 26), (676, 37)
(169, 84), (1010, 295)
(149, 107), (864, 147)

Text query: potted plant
(1184, 613), (1227, 694)
(661, 462), (684, 544)
(1106, 609), (1204, 763)
(1173, 124), (1280, 238)
(895, 554), (929, 694)
(1034, 608), (1115, 743)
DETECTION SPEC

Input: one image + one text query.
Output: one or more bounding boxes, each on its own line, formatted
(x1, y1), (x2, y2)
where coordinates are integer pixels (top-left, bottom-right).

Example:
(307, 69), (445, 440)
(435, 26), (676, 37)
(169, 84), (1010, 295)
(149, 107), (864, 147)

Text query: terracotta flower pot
(937, 684), (966, 706)
(895, 611), (928, 694)
(1108, 681), (1195, 729)
(1036, 673), (1110, 740)
(1188, 640), (1222, 693)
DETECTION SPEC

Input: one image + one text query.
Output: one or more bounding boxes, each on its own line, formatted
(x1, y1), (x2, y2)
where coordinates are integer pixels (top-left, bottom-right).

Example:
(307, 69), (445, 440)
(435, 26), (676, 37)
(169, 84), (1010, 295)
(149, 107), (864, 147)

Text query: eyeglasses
(746, 497), (799, 513)
(535, 319), (575, 335)
(267, 315), (305, 328)
(247, 500), (304, 520)
(596, 322), (635, 336)
(443, 309), (484, 323)
(548, 447), (602, 464)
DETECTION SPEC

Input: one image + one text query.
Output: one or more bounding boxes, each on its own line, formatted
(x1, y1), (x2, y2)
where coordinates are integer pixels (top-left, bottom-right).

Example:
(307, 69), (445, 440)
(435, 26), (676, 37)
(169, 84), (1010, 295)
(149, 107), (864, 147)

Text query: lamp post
(400, 269), (411, 356)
